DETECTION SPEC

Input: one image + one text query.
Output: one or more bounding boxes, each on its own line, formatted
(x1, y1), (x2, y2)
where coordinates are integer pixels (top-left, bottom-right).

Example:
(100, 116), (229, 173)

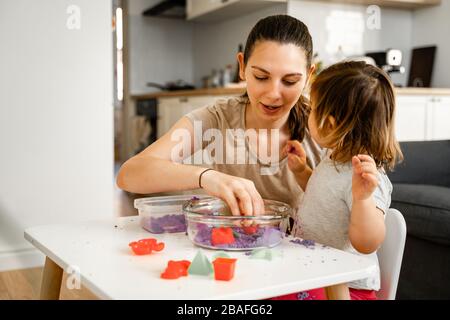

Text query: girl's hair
(242, 14), (313, 141)
(310, 61), (403, 171)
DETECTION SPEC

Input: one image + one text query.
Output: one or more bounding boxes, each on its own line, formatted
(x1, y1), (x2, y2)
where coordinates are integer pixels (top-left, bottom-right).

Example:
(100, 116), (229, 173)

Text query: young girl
(282, 61), (403, 300)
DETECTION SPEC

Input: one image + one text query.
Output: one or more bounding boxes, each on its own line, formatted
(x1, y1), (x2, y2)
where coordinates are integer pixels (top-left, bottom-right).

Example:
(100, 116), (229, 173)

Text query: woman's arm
(116, 117), (205, 193)
(116, 116), (264, 216)
(348, 155), (386, 254)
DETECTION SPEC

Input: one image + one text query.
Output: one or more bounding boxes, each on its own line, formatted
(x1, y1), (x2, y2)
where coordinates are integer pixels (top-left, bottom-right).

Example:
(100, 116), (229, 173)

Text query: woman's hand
(200, 170), (265, 216)
(285, 140), (308, 174)
(352, 155), (379, 201)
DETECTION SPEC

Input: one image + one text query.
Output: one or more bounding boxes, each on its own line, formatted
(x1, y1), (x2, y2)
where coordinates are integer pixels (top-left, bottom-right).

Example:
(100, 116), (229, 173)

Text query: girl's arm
(285, 140), (313, 191)
(291, 167), (312, 192)
(116, 116), (265, 216)
(348, 155), (386, 254)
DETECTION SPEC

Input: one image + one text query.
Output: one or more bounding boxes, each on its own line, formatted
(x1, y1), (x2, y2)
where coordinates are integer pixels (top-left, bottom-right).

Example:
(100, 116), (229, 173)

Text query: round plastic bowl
(182, 197), (291, 251)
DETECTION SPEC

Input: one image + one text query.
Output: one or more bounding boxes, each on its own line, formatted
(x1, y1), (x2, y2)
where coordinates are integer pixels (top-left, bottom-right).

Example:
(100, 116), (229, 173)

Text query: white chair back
(377, 208), (407, 300)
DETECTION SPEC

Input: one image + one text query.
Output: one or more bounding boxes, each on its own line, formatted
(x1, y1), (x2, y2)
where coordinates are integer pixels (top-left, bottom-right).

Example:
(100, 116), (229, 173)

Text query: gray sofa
(388, 140), (450, 299)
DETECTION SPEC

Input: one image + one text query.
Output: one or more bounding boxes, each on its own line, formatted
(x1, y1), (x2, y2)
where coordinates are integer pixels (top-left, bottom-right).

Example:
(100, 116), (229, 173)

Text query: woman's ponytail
(288, 95), (310, 141)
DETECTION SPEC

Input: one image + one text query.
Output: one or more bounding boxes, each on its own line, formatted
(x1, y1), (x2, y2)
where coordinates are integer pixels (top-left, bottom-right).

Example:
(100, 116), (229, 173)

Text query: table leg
(325, 283), (350, 300)
(40, 256), (63, 300)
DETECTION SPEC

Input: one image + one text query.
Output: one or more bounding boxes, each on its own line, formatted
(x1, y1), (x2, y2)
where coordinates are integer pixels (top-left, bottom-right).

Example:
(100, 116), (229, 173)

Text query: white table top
(25, 217), (377, 300)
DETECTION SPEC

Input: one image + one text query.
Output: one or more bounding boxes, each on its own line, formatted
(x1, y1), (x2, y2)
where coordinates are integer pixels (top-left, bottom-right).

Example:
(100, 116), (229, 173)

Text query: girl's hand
(352, 155), (379, 201)
(285, 140), (308, 174)
(200, 170), (265, 216)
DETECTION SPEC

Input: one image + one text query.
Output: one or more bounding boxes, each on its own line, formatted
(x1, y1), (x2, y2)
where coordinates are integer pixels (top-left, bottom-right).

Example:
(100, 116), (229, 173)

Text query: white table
(24, 217), (377, 300)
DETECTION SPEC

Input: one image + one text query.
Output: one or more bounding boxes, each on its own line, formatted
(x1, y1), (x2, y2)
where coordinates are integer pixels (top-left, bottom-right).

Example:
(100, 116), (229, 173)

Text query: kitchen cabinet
(187, 0), (287, 22)
(157, 95), (234, 138)
(396, 95), (428, 141)
(428, 96), (450, 141)
(186, 0), (440, 22)
(129, 89), (449, 159)
(157, 93), (450, 141)
(187, 0), (238, 20)
(316, 0), (441, 9)
(396, 94), (450, 142)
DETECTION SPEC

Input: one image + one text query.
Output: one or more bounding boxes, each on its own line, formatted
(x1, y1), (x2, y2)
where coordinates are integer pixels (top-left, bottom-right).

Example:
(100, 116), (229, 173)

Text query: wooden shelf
(131, 87), (450, 100)
(131, 86), (246, 100)
(396, 87), (450, 96)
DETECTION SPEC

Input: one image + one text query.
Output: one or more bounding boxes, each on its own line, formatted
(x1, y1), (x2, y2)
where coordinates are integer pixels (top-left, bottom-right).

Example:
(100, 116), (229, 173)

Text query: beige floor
(0, 267), (98, 300)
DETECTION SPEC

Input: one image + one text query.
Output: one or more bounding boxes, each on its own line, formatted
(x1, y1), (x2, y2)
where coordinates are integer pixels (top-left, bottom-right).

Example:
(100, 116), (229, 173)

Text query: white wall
(288, 0), (413, 87)
(0, 0), (114, 271)
(128, 0), (194, 94)
(411, 0), (450, 88)
(192, 3), (288, 87)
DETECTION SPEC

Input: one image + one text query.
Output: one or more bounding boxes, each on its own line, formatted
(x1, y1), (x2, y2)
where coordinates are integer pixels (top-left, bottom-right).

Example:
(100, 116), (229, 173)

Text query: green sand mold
(188, 250), (214, 276)
(249, 248), (282, 261)
(213, 251), (231, 260)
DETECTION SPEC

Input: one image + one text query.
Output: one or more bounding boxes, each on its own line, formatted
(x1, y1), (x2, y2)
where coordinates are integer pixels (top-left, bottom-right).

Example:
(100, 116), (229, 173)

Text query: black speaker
(408, 46), (437, 88)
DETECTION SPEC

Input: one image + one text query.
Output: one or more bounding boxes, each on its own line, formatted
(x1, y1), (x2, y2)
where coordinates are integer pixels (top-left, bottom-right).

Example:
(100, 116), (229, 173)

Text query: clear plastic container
(183, 197), (291, 251)
(134, 195), (208, 234)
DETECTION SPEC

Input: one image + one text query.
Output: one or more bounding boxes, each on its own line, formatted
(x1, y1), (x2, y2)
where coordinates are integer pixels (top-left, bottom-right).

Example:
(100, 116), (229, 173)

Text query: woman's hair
(242, 14), (313, 141)
(310, 61), (403, 171)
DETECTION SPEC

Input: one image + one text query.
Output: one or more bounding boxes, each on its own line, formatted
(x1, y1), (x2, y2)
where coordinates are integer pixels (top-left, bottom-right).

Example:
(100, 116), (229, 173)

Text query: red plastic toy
(212, 257), (237, 281)
(211, 227), (235, 245)
(161, 260), (191, 279)
(129, 238), (165, 255)
(242, 225), (258, 235)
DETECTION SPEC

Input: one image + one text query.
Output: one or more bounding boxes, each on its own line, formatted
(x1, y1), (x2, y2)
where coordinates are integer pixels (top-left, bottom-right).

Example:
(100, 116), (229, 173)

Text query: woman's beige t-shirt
(184, 96), (322, 215)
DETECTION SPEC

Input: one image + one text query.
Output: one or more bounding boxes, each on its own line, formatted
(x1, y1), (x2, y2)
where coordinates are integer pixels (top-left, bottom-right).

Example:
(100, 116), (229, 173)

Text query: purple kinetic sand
(290, 238), (315, 248)
(192, 224), (283, 250)
(141, 214), (186, 233)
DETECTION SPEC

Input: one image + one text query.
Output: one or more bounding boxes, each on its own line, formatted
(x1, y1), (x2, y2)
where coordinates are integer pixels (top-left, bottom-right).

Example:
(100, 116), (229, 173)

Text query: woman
(117, 15), (322, 217)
